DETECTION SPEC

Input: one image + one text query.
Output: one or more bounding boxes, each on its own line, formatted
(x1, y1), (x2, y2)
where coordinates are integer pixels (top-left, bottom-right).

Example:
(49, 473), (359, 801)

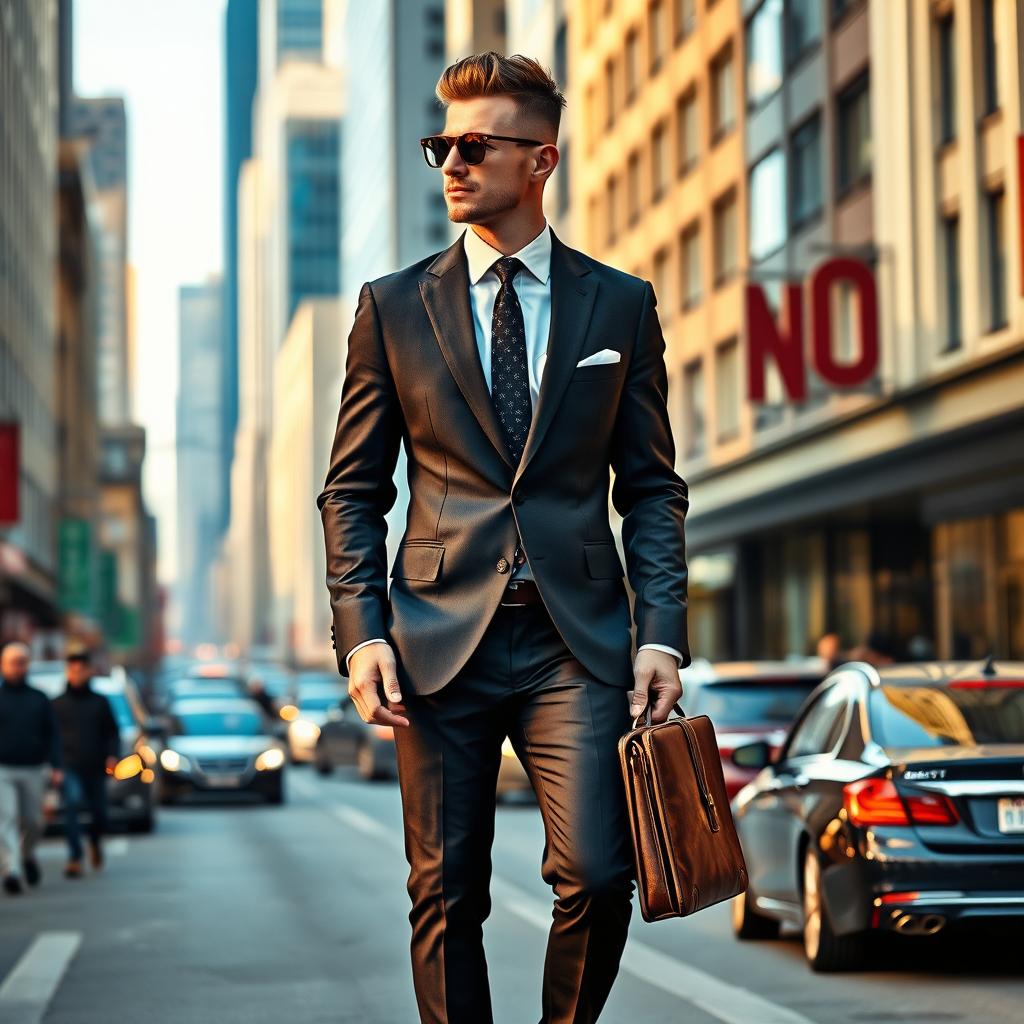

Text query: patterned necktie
(489, 256), (532, 465)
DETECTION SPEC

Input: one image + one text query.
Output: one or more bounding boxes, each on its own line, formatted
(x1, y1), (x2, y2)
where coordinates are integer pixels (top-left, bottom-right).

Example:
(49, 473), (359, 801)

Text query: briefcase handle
(631, 702), (686, 731)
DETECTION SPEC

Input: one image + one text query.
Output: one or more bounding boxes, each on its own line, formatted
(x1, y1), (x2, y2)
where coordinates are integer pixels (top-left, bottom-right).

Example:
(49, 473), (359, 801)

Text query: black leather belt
(500, 578), (543, 606)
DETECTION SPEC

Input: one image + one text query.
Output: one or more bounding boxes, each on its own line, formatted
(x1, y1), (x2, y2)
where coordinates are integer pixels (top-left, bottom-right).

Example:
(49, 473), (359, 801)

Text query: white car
(281, 681), (345, 763)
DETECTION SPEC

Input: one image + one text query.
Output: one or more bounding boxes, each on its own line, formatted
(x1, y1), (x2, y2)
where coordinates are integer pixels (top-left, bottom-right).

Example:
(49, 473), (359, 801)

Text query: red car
(680, 659), (827, 798)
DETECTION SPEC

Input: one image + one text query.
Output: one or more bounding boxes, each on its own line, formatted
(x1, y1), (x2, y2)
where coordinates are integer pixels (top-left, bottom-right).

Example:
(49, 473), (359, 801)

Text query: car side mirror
(731, 740), (773, 770)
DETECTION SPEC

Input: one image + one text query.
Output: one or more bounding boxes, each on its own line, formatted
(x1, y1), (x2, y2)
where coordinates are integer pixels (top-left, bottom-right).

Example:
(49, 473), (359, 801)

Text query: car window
(688, 681), (818, 727)
(172, 711), (264, 736)
(784, 682), (850, 759)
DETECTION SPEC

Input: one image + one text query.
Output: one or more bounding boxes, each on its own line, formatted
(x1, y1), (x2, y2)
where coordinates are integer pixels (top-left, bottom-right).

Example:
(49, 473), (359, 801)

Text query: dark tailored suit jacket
(317, 227), (691, 697)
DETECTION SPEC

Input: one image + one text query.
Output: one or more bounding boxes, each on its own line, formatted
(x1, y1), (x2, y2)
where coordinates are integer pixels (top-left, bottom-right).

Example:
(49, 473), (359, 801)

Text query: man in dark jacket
(0, 641), (64, 895)
(51, 649), (119, 877)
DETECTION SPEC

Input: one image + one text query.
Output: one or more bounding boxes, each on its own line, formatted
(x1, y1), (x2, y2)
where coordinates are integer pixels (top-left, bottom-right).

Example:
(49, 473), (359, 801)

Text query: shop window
(747, 0), (783, 109)
(715, 337), (741, 442)
(749, 148), (786, 260)
(937, 13), (956, 145)
(680, 221), (702, 310)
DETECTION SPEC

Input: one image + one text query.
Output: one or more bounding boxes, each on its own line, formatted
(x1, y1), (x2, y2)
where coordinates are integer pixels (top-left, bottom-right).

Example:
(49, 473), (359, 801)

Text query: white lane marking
(328, 801), (817, 1024)
(0, 931), (81, 1024)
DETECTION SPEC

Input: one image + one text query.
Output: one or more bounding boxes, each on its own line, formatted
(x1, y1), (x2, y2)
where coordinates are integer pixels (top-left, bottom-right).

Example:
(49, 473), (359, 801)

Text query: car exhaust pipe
(893, 913), (946, 935)
(918, 914), (946, 935)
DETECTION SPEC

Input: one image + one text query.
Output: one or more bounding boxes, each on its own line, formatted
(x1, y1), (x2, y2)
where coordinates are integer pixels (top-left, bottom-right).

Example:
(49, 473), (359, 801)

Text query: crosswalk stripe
(0, 931), (81, 1024)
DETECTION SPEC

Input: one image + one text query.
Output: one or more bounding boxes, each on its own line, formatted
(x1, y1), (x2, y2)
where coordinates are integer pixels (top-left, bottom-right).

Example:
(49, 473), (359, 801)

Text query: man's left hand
(630, 649), (683, 724)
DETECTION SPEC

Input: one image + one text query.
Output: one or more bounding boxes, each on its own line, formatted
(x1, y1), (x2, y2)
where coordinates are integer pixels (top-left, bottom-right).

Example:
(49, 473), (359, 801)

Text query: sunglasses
(419, 132), (546, 168)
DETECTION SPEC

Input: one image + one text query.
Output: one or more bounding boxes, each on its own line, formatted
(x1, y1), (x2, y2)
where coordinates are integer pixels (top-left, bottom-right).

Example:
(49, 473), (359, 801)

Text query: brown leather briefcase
(618, 703), (748, 922)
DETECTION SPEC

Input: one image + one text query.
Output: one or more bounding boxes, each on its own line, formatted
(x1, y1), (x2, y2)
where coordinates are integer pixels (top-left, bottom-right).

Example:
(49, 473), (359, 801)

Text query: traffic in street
(1, 762), (1022, 1024)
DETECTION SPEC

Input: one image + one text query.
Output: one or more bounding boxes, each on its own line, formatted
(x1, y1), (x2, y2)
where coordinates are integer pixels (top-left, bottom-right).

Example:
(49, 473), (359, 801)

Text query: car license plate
(997, 797), (1024, 833)
(205, 774), (242, 788)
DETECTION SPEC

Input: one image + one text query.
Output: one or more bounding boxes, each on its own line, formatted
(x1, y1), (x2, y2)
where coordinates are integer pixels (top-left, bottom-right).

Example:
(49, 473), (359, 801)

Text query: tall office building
(176, 280), (226, 647)
(260, 0), (324, 87)
(0, 0), (60, 640)
(223, 0), (260, 535)
(66, 96), (131, 424)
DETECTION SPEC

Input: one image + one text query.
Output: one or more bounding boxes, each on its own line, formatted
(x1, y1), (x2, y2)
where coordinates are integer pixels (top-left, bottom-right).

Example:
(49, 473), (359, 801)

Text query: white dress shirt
(346, 222), (683, 671)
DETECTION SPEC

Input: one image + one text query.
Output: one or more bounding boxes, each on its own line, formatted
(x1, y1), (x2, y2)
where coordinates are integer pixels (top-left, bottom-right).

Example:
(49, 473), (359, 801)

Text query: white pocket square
(575, 348), (621, 368)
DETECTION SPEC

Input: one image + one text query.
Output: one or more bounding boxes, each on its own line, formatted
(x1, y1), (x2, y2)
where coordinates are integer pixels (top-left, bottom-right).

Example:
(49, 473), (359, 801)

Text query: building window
(683, 359), (706, 457)
(986, 190), (1007, 331)
(713, 191), (738, 285)
(711, 44), (736, 143)
(604, 57), (617, 130)
(675, 0), (697, 43)
(627, 151), (642, 226)
(625, 28), (641, 105)
(557, 140), (570, 218)
(937, 13), (956, 145)
(836, 72), (871, 195)
(788, 0), (823, 64)
(554, 20), (568, 88)
(791, 113), (822, 228)
(676, 88), (699, 176)
(649, 0), (667, 75)
(606, 175), (619, 246)
(585, 84), (597, 152)
(716, 338), (741, 442)
(680, 222), (702, 310)
(651, 120), (669, 203)
(942, 214), (961, 351)
(653, 246), (672, 314)
(747, 0), (783, 109)
(831, 0), (859, 24)
(980, 0), (1000, 115)
(749, 148), (786, 260)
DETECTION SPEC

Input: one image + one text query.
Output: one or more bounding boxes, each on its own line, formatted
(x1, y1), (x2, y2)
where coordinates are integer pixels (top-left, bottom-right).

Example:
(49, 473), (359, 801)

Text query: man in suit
(318, 52), (690, 1024)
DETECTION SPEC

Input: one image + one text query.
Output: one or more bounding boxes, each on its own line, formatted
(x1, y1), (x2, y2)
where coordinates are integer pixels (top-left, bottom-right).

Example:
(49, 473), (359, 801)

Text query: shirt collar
(463, 222), (551, 286)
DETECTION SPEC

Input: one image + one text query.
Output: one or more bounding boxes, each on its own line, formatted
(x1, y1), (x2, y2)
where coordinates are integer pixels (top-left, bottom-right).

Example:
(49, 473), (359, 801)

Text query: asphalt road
(0, 767), (1021, 1024)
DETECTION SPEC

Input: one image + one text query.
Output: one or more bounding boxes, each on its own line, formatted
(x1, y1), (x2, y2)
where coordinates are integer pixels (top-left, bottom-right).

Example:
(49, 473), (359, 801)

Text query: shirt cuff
(345, 638), (389, 673)
(638, 643), (684, 667)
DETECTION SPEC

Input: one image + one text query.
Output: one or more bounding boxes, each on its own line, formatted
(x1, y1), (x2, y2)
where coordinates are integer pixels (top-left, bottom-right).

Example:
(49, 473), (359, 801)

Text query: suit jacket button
(496, 557), (510, 573)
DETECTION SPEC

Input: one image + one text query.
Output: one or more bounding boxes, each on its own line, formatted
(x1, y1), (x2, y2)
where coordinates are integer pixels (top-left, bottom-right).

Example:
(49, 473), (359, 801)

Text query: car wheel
(802, 848), (866, 972)
(357, 743), (378, 781)
(732, 889), (780, 940)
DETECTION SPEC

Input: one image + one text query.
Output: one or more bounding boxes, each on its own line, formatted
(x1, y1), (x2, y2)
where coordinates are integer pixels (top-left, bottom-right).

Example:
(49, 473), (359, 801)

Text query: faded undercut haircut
(435, 52), (566, 140)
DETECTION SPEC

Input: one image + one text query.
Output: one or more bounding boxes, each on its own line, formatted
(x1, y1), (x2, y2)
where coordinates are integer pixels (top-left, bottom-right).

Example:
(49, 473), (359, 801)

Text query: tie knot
(492, 256), (523, 287)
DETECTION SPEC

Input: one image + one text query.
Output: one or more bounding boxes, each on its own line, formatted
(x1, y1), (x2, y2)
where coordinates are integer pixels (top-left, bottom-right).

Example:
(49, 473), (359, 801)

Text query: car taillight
(843, 778), (958, 827)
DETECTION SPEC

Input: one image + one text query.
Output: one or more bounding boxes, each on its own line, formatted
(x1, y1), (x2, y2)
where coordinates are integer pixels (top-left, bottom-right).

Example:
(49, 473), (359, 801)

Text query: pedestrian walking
(317, 52), (690, 1023)
(51, 647), (119, 877)
(0, 641), (64, 895)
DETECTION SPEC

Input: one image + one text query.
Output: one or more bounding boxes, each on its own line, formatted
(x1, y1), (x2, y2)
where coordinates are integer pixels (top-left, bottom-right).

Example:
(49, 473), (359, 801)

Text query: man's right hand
(348, 642), (410, 728)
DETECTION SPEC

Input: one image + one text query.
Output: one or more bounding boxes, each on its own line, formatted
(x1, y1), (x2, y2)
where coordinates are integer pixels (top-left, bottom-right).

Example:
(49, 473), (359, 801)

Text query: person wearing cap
(51, 647), (120, 877)
(0, 641), (64, 895)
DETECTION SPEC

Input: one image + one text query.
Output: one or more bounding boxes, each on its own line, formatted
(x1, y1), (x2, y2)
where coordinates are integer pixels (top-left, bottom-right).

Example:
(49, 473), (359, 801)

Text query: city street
(0, 766), (1020, 1024)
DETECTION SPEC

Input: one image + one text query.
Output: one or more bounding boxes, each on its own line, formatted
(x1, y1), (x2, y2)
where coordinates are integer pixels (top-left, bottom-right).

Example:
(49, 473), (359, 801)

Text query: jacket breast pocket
(584, 541), (624, 579)
(570, 361), (624, 383)
(390, 541), (445, 581)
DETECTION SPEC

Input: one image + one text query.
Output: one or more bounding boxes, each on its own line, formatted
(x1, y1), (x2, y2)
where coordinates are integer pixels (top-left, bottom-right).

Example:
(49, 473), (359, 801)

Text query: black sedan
(730, 658), (1024, 972)
(159, 698), (287, 804)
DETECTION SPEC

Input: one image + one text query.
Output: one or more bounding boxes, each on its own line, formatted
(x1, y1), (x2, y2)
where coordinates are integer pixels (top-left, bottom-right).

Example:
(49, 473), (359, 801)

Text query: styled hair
(436, 52), (566, 139)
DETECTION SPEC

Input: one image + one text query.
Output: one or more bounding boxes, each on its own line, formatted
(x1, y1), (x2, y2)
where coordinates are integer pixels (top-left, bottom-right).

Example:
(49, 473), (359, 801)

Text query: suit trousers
(393, 597), (635, 1024)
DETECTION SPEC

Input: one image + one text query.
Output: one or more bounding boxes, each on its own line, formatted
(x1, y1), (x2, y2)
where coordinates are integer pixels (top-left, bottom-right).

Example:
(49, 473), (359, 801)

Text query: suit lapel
(419, 228), (599, 480)
(419, 236), (516, 469)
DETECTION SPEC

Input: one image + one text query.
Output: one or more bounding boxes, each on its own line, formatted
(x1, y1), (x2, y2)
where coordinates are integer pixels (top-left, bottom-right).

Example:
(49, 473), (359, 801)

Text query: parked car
(37, 672), (164, 834)
(681, 658), (828, 798)
(280, 678), (346, 763)
(159, 698), (287, 804)
(729, 658), (1024, 972)
(314, 696), (397, 780)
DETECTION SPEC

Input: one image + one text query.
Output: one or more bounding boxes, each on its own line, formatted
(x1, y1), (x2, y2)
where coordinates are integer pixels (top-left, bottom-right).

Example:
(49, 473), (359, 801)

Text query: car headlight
(289, 720), (321, 743)
(160, 749), (190, 772)
(113, 754), (143, 780)
(256, 748), (286, 771)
